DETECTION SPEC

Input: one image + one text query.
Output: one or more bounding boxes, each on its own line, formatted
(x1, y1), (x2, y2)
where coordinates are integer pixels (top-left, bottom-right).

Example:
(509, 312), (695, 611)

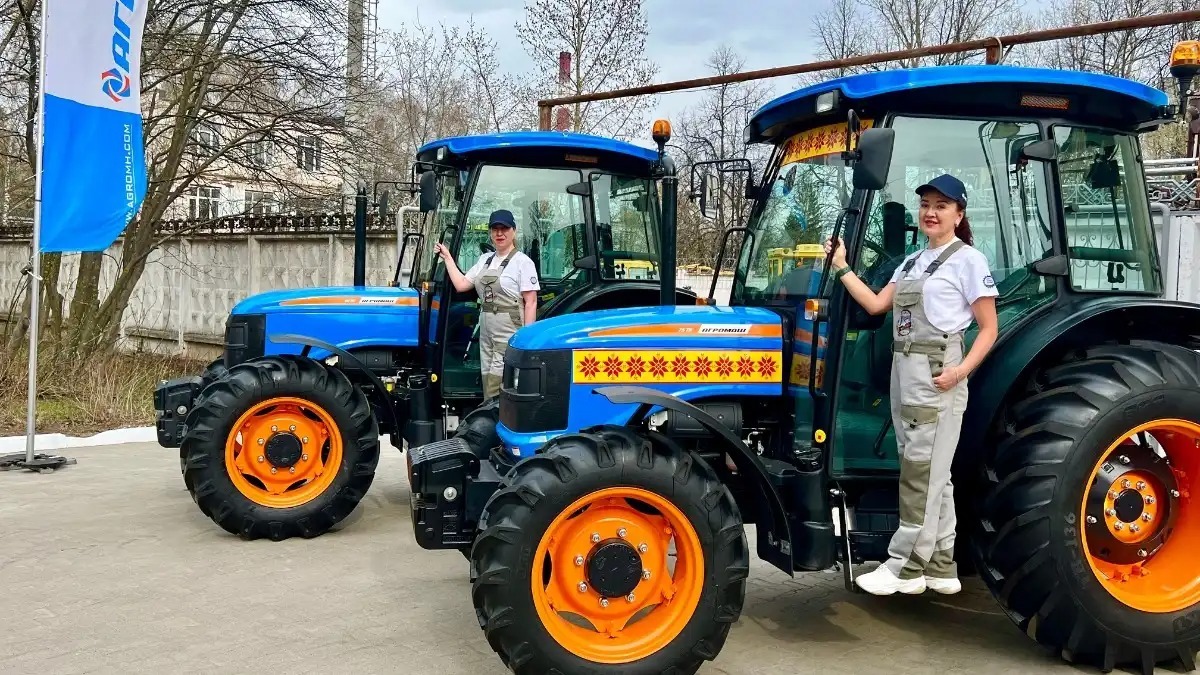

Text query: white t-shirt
(888, 238), (998, 333)
(464, 250), (541, 299)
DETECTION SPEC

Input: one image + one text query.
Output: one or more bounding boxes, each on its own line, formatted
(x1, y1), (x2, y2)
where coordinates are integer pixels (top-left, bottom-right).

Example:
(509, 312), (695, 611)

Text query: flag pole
(24, 0), (48, 466)
(4, 0), (71, 473)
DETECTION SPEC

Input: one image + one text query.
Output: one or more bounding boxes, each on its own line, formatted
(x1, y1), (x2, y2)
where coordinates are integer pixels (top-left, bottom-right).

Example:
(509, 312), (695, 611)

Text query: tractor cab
(692, 63), (1177, 476)
(403, 129), (689, 413)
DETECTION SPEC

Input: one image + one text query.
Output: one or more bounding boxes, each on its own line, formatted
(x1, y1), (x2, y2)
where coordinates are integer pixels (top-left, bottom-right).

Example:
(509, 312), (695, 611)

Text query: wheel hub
(1084, 439), (1177, 564)
(585, 539), (643, 599)
(265, 433), (303, 467)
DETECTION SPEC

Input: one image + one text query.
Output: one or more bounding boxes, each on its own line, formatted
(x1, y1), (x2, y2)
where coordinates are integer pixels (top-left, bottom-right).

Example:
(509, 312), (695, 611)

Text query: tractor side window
(591, 173), (661, 281)
(418, 169), (461, 284)
(1052, 127), (1161, 294)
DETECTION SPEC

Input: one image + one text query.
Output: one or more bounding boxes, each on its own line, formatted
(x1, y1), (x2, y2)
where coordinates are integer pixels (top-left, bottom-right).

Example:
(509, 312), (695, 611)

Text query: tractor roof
(745, 64), (1171, 145)
(417, 130), (661, 176)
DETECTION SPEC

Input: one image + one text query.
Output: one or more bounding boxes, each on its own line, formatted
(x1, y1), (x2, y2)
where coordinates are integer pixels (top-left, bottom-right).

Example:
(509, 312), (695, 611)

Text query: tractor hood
(232, 286), (419, 316)
(509, 305), (785, 352)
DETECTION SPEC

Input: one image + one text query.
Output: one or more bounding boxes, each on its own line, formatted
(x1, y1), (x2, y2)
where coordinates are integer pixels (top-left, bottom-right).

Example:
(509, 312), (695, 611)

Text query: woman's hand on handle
(435, 242), (474, 293)
(823, 237), (894, 316)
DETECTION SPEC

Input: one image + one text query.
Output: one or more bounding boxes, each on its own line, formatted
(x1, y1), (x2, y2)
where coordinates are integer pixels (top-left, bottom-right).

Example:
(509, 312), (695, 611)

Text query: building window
(245, 190), (274, 215)
(189, 186), (221, 220)
(247, 135), (272, 168)
(297, 136), (321, 171)
(192, 125), (219, 158)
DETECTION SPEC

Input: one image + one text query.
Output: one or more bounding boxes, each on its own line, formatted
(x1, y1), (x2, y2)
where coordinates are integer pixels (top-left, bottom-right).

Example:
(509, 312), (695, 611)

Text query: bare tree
(1, 0), (383, 353)
(674, 46), (776, 266)
(515, 0), (658, 140)
(809, 0), (1028, 83)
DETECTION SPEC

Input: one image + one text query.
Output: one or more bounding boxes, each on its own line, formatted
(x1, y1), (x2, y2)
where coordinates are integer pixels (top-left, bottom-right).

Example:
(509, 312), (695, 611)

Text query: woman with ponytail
(823, 173), (999, 597)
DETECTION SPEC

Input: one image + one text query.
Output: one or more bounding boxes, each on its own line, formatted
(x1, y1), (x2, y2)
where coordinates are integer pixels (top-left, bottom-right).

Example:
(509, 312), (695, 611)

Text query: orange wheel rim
(1080, 419), (1198, 613)
(224, 397), (342, 508)
(530, 487), (704, 664)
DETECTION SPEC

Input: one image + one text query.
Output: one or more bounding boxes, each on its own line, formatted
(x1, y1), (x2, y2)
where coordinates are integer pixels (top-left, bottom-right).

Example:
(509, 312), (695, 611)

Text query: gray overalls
(474, 250), (524, 400)
(884, 240), (969, 581)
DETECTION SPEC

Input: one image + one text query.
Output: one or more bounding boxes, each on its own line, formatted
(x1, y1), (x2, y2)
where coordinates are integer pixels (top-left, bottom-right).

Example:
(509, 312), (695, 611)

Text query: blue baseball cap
(916, 174), (968, 207)
(488, 209), (516, 228)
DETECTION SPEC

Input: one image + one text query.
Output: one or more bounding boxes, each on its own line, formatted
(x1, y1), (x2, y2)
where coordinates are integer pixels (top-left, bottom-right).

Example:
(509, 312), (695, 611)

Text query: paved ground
(1, 442), (1093, 674)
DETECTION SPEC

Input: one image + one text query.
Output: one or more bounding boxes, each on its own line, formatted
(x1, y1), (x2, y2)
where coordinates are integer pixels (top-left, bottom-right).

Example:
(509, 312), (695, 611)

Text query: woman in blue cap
(824, 174), (999, 596)
(435, 209), (540, 400)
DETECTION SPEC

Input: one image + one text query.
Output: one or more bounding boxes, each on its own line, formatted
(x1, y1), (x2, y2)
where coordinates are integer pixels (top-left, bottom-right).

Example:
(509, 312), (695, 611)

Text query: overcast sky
(376, 0), (827, 132)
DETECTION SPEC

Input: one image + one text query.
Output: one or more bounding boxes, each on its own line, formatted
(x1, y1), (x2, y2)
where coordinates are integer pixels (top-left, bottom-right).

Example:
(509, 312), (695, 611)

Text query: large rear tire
(181, 355), (379, 540)
(470, 425), (748, 674)
(973, 340), (1200, 674)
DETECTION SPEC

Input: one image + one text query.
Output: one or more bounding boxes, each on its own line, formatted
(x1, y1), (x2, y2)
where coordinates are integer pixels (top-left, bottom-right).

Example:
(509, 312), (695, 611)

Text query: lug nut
(642, 569), (651, 580)
(1105, 508), (1116, 517)
(1119, 455), (1131, 464)
(1171, 489), (1181, 498)
(578, 582), (587, 593)
(591, 533), (601, 544)
(258, 438), (265, 445)
(575, 555), (584, 567)
(1143, 513), (1153, 522)
(1109, 491), (1121, 500)
(1136, 481), (1147, 491)
(257, 455), (265, 463)
(1114, 522), (1123, 530)
(289, 467), (296, 474)
(1122, 479), (1132, 489)
(1130, 524), (1140, 533)
(270, 467), (277, 474)
(271, 425), (278, 432)
(638, 543), (648, 553)
(600, 598), (609, 608)
(301, 454), (308, 461)
(1087, 516), (1098, 524)
(617, 528), (628, 539)
(626, 593), (636, 603)
(289, 425), (296, 432)
(1138, 549), (1148, 557)
(302, 437), (309, 444)
(1146, 496), (1156, 505)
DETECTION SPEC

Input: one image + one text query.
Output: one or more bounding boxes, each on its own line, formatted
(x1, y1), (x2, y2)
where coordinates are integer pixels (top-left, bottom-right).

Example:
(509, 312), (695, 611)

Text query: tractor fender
(268, 333), (402, 440)
(956, 297), (1200, 472)
(593, 385), (795, 576)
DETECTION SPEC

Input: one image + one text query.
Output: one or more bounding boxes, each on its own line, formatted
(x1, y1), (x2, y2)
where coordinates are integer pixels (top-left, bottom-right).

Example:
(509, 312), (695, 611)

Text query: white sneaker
(925, 576), (962, 595)
(854, 564), (926, 595)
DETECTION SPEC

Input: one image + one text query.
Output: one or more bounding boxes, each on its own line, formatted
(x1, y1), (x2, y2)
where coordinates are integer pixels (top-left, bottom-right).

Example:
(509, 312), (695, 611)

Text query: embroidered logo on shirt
(983, 275), (995, 288)
(530, 276), (536, 284)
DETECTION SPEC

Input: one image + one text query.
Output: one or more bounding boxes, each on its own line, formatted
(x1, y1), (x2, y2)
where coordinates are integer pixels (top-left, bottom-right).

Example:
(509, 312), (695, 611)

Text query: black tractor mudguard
(268, 333), (403, 443)
(594, 385), (795, 576)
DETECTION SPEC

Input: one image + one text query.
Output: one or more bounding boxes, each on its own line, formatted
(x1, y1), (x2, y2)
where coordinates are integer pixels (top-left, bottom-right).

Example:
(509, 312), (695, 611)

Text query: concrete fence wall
(0, 234), (733, 359)
(3, 209), (1197, 359)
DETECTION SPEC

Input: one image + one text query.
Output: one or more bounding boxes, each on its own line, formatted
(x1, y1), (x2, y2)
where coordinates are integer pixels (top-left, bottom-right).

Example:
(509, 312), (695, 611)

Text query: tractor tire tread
(470, 424), (748, 675)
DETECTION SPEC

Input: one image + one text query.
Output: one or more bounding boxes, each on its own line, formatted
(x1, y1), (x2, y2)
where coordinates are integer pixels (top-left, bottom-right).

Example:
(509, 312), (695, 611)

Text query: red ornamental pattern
(574, 351), (782, 383)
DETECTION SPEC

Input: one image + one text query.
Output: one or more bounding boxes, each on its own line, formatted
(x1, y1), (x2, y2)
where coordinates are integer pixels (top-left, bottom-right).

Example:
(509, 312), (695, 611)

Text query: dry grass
(0, 341), (207, 437)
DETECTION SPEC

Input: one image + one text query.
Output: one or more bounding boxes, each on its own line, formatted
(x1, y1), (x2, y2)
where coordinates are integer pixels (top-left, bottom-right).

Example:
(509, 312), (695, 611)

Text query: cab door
(830, 116), (1059, 476)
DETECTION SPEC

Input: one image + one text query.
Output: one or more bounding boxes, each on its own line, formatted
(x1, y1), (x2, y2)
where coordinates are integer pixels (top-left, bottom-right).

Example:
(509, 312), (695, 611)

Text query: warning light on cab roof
(652, 119), (671, 144)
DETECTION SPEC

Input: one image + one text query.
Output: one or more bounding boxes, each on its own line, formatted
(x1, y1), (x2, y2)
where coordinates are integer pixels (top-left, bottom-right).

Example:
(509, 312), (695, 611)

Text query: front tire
(470, 425), (748, 674)
(973, 340), (1200, 674)
(181, 355), (379, 540)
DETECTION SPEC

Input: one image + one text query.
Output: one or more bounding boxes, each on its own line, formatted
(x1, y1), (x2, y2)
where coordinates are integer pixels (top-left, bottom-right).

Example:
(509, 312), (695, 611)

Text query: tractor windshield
(443, 164), (662, 290)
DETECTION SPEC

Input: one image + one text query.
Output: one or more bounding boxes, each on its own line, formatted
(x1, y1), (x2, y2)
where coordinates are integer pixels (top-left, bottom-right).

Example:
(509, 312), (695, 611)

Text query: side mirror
(852, 128), (895, 190)
(1019, 138), (1058, 163)
(378, 189), (390, 223)
(699, 173), (718, 218)
(419, 171), (438, 213)
(567, 181), (592, 197)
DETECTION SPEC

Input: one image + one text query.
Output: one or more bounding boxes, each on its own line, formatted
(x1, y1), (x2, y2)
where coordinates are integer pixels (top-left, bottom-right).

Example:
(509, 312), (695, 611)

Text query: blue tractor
(153, 127), (693, 540)
(408, 51), (1200, 675)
